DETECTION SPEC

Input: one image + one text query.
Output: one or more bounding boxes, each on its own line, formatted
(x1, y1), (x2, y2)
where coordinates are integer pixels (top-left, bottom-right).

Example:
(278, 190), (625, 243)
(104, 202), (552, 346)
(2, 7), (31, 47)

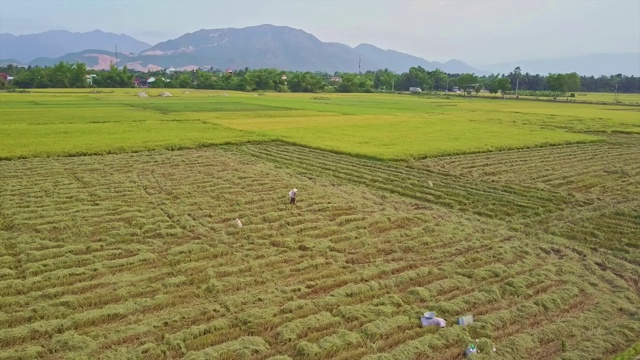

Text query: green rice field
(2, 89), (639, 160)
(0, 89), (638, 359)
(453, 91), (640, 105)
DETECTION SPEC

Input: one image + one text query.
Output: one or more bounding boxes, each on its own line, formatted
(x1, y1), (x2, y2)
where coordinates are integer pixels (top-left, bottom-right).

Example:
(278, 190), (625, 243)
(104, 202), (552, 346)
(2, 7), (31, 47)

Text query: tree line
(1, 62), (638, 95)
(2, 63), (133, 88)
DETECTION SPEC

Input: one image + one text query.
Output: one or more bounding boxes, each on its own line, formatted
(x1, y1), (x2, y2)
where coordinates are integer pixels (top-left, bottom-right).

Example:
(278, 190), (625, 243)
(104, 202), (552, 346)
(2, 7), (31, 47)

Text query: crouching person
(289, 188), (297, 206)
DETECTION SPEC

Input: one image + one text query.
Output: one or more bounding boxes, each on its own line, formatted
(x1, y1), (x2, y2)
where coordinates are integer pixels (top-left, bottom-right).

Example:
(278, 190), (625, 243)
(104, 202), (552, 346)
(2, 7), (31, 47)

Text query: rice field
(2, 89), (639, 160)
(0, 142), (638, 359)
(456, 91), (640, 105)
(0, 90), (639, 359)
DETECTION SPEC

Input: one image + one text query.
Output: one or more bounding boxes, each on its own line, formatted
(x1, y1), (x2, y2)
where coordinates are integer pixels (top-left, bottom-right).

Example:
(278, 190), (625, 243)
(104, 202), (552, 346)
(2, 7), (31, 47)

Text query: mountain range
(483, 53), (640, 78)
(1, 25), (638, 76)
(0, 30), (151, 63)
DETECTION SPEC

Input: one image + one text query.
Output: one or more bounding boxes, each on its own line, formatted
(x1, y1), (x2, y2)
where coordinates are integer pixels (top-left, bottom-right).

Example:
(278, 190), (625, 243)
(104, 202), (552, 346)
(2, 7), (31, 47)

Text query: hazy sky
(1, 0), (639, 65)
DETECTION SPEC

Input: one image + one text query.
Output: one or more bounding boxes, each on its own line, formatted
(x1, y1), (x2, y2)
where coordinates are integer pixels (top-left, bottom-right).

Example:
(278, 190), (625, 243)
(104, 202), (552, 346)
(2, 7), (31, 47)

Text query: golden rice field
(1, 136), (639, 359)
(0, 90), (638, 359)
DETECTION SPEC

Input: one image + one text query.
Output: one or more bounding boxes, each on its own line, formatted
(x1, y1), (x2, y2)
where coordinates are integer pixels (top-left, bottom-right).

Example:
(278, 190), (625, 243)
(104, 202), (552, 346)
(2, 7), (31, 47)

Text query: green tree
(488, 76), (511, 98)
(336, 73), (372, 93)
(457, 73), (479, 96)
(95, 64), (133, 88)
(288, 72), (325, 93)
(428, 69), (449, 92)
(373, 69), (395, 91)
(194, 70), (214, 89)
(49, 62), (72, 88)
(546, 73), (564, 93)
(564, 72), (581, 93)
(176, 72), (193, 88)
(149, 76), (165, 88)
(70, 63), (88, 88)
(510, 66), (522, 95)
(546, 72), (581, 98)
(14, 67), (51, 88)
(400, 66), (431, 91)
(251, 68), (283, 91)
(120, 66), (134, 87)
(234, 73), (256, 92)
(13, 71), (36, 88)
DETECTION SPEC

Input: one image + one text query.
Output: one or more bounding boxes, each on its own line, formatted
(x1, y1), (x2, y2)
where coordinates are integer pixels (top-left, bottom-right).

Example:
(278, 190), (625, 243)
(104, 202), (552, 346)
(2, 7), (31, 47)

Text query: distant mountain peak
(354, 43), (482, 74)
(0, 30), (151, 63)
(484, 52), (640, 76)
(355, 43), (388, 51)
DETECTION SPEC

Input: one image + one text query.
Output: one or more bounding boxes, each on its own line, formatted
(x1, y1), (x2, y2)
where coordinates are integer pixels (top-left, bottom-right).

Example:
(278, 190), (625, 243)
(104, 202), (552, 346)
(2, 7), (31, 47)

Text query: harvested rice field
(1, 138), (638, 359)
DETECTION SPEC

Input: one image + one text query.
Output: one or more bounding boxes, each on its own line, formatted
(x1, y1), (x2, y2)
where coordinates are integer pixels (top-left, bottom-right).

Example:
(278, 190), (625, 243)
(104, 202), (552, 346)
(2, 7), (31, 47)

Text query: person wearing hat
(289, 188), (297, 206)
(421, 311), (446, 328)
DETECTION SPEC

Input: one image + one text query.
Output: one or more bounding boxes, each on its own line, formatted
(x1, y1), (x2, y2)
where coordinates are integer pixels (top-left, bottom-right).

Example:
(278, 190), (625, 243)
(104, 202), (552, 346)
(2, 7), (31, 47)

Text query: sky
(1, 0), (639, 65)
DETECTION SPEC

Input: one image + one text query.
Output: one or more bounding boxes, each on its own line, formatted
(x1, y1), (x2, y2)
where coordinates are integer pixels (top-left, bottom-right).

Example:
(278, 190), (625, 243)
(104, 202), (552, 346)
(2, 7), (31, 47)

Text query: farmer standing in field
(289, 188), (297, 206)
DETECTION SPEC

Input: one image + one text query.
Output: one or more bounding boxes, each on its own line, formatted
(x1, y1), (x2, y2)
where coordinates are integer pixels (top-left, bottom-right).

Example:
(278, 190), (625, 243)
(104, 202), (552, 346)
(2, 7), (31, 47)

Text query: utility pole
(446, 78), (449, 93)
(392, 77), (394, 92)
(115, 44), (118, 68)
(358, 55), (361, 74)
(614, 83), (618, 103)
(514, 66), (521, 98)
